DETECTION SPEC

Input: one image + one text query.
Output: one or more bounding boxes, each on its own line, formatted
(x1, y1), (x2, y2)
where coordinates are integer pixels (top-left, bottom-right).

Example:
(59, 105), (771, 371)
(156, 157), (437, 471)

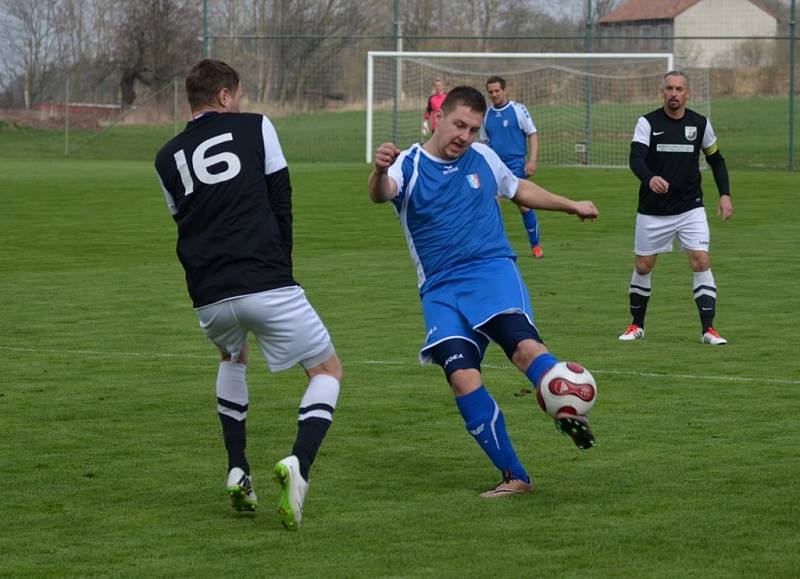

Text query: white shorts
(634, 207), (710, 255)
(195, 286), (334, 372)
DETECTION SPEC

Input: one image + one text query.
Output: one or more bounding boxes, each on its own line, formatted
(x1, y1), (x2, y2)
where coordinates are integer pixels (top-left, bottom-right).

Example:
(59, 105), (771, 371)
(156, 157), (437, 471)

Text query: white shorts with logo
(634, 207), (710, 255)
(195, 286), (334, 372)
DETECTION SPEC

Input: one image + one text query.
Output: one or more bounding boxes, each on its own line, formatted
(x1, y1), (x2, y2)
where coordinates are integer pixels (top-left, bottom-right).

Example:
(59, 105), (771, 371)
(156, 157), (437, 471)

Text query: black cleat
(555, 412), (596, 450)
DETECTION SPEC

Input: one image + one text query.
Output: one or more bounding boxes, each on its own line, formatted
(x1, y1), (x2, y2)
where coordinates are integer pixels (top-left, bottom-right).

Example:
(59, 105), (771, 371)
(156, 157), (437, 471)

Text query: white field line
(2, 345), (799, 386)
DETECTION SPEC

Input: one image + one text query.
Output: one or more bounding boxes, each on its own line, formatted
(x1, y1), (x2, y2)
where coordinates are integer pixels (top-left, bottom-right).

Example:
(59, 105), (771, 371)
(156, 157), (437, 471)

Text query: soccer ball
(536, 362), (597, 417)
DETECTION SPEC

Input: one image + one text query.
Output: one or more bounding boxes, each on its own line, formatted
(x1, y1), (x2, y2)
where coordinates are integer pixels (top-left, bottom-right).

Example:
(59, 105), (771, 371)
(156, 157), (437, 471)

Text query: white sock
(216, 361), (248, 421)
(692, 269), (716, 299)
(299, 374), (340, 423)
(630, 270), (652, 295)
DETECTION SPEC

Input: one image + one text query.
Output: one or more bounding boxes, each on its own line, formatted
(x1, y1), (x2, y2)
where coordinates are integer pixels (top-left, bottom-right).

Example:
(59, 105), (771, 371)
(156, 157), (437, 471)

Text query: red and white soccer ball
(536, 361), (597, 417)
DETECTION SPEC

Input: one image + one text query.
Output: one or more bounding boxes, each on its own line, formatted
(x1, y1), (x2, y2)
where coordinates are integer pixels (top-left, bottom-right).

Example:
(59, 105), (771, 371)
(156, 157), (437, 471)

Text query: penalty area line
(357, 359), (800, 386)
(2, 346), (799, 386)
(0, 345), (208, 360)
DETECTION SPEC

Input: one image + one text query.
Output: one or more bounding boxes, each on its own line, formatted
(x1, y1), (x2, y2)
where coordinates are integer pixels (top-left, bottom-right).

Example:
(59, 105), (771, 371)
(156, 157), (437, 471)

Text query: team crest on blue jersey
(466, 174), (480, 189)
(503, 119), (509, 127)
(685, 126), (697, 141)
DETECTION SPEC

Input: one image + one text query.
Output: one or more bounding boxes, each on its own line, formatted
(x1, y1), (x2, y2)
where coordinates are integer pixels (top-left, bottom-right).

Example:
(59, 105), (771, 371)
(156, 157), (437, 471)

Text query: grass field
(1, 131), (799, 576)
(1, 96), (797, 169)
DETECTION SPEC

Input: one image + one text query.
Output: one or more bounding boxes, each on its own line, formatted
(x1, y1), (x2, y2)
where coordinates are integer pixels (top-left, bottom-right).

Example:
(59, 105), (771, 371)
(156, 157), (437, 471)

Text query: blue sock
(455, 386), (528, 482)
(526, 353), (558, 389)
(521, 210), (540, 246)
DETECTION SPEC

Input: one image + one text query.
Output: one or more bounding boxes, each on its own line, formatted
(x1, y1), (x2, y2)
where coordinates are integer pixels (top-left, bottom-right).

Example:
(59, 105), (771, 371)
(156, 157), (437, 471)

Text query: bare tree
(1, 0), (60, 108)
(732, 38), (776, 67)
(399, 0), (437, 50)
(484, 1), (581, 52)
(114, 0), (199, 107)
(54, 0), (119, 103)
(218, 0), (377, 106)
(463, 0), (498, 51)
(254, 0), (269, 102)
(592, 0), (623, 21)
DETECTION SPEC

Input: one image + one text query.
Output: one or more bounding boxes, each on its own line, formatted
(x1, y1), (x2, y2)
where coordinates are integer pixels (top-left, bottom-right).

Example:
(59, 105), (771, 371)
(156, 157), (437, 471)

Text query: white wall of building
(675, 0), (777, 66)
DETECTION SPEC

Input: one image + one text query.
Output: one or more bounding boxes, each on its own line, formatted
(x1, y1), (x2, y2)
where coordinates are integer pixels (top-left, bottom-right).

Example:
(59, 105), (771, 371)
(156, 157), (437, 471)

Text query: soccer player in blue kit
(369, 86), (599, 498)
(481, 76), (543, 258)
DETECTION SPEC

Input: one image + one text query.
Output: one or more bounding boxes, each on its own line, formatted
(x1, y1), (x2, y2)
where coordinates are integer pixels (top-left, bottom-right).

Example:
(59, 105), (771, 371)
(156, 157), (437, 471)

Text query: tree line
(0, 0), (618, 109)
(0, 0), (791, 110)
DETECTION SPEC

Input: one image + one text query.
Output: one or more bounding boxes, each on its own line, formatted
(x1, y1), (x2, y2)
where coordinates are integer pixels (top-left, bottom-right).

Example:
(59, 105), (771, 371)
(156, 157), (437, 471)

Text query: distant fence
(1, 1), (796, 169)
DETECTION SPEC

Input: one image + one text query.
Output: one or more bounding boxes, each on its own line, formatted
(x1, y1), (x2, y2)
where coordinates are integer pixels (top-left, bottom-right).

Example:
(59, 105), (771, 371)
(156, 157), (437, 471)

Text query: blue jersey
(387, 142), (519, 294)
(481, 101), (537, 177)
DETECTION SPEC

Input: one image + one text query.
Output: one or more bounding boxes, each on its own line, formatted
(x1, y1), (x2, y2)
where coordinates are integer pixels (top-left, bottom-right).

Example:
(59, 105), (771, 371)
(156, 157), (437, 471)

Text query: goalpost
(366, 51), (709, 167)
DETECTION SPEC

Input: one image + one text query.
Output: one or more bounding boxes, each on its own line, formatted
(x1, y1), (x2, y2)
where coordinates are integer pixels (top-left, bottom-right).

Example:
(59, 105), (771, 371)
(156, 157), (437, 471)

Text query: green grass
(1, 96), (797, 168)
(712, 97), (800, 169)
(0, 156), (798, 577)
(0, 110), (366, 165)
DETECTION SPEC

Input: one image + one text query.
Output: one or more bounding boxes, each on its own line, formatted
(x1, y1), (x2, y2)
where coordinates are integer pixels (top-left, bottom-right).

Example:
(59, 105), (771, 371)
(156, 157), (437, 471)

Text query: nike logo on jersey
(653, 131), (665, 136)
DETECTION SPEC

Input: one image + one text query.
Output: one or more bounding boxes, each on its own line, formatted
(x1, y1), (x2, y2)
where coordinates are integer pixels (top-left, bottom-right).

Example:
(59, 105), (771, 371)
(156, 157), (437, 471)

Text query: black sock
(630, 292), (650, 328)
(695, 293), (716, 333)
(628, 271), (651, 328)
(292, 418), (332, 480)
(219, 413), (249, 474)
(693, 270), (717, 334)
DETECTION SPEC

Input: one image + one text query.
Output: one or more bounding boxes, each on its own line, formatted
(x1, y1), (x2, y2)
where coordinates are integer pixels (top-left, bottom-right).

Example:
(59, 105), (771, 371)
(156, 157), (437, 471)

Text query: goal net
(367, 52), (710, 167)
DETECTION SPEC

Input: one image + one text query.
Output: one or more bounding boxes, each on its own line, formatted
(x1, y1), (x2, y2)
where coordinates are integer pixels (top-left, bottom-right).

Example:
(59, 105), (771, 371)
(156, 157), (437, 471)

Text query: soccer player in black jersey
(155, 59), (343, 530)
(619, 70), (734, 345)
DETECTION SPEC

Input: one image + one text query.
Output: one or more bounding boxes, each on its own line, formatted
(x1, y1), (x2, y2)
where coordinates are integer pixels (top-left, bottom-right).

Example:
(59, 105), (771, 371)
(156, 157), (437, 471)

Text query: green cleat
(273, 456), (308, 531)
(226, 467), (257, 512)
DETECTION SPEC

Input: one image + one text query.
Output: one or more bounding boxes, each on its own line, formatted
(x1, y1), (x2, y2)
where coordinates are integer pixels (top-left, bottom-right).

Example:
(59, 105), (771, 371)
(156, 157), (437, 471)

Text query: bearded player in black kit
(155, 59), (343, 531)
(619, 70), (734, 345)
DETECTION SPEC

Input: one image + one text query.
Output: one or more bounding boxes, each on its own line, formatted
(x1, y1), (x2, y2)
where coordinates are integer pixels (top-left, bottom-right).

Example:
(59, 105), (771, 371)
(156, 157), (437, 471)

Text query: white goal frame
(366, 51), (675, 163)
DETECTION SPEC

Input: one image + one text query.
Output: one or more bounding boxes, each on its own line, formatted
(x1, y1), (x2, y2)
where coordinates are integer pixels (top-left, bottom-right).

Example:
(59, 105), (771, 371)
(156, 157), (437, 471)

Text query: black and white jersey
(629, 107), (719, 216)
(155, 112), (296, 308)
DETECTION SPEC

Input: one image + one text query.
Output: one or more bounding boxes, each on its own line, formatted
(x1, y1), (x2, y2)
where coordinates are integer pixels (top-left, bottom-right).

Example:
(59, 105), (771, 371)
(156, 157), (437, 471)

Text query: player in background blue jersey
(481, 76), (543, 258)
(369, 86), (599, 498)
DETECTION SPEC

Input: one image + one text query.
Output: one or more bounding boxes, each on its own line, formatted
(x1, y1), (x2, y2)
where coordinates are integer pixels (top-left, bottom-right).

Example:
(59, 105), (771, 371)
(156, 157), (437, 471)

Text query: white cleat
(618, 324), (644, 341)
(701, 327), (727, 345)
(273, 455), (308, 531)
(226, 467), (257, 512)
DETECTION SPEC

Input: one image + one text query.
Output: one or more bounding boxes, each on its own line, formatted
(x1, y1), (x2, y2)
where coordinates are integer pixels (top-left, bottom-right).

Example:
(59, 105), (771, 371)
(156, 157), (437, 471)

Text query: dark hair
(441, 86), (486, 116)
(663, 70), (689, 87)
(186, 59), (240, 110)
(486, 75), (506, 89)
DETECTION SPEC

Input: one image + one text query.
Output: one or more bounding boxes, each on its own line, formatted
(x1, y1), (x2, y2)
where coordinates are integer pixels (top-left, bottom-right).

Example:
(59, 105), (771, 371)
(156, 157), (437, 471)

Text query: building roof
(597, 0), (778, 24)
(598, 0), (701, 23)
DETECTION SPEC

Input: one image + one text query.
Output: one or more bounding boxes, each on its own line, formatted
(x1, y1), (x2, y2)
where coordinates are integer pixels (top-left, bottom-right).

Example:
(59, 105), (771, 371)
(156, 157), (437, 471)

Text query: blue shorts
(419, 258), (536, 364)
(505, 159), (526, 179)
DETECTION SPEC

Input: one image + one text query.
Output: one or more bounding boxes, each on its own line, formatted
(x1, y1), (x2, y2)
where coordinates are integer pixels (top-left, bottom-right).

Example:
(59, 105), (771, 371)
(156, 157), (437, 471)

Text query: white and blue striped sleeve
(474, 143), (519, 199)
(480, 110), (490, 142)
(514, 102), (537, 135)
(387, 148), (412, 199)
